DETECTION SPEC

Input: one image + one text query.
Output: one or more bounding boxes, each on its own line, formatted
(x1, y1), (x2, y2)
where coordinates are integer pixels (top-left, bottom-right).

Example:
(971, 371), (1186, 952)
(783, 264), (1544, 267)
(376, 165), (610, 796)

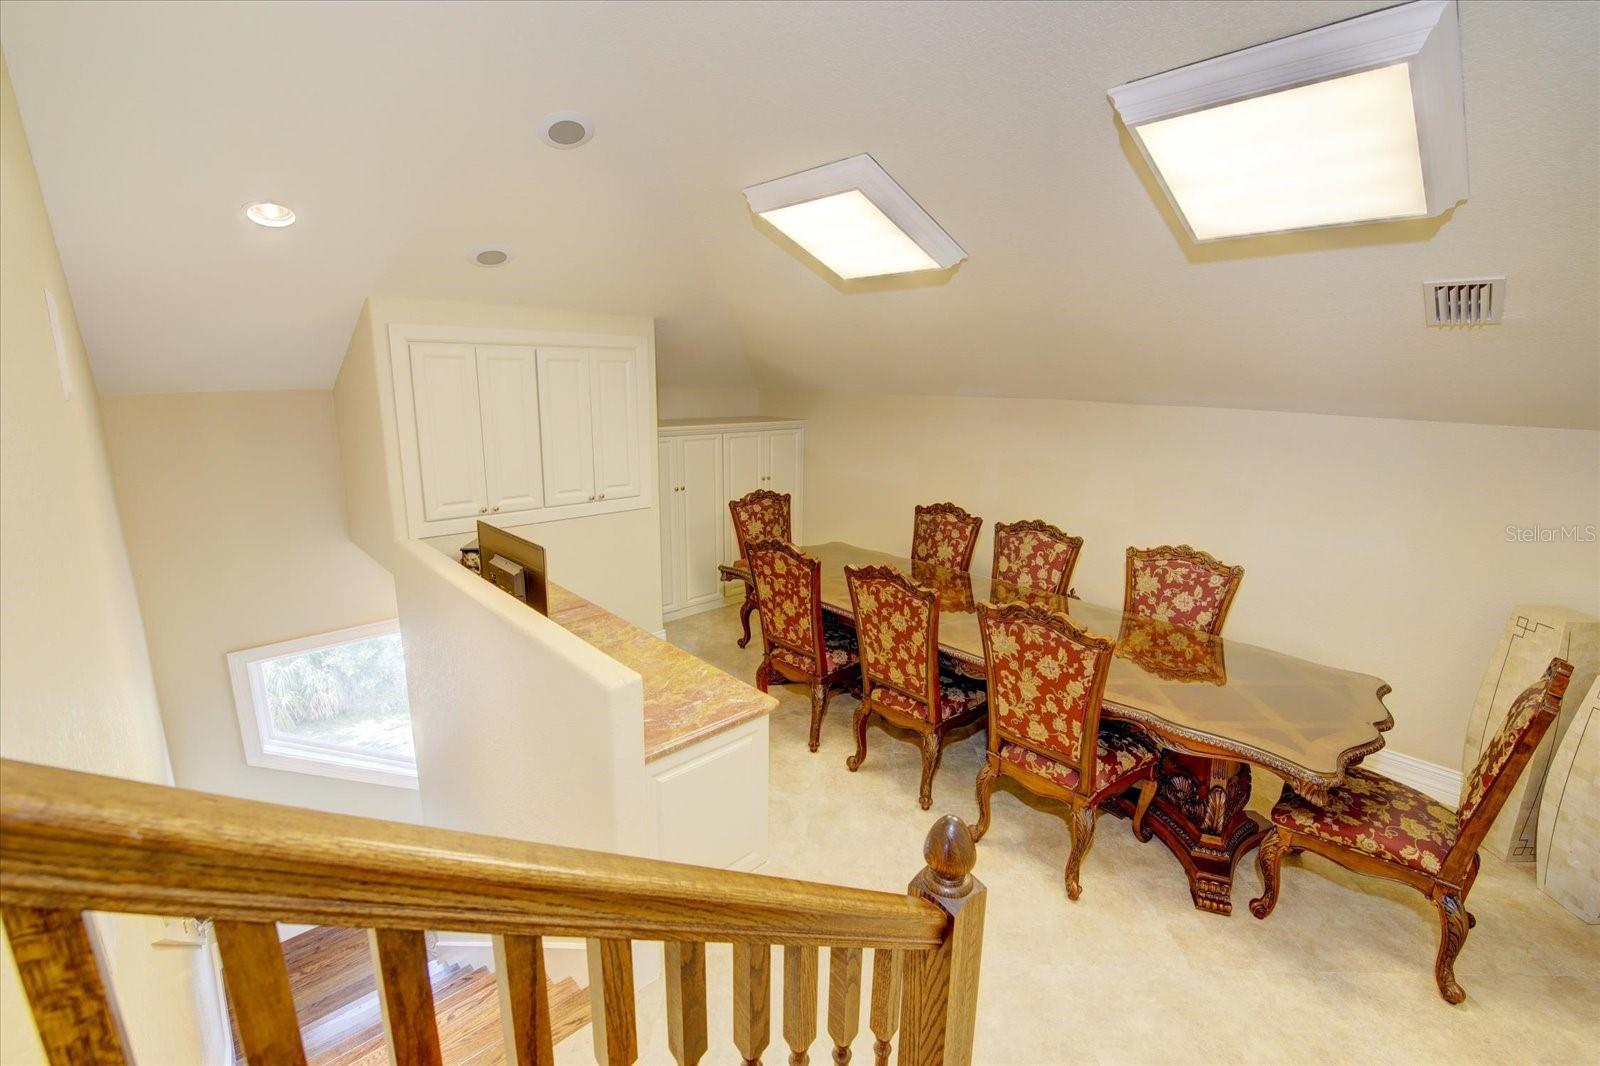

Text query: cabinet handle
(491, 506), (500, 512)
(599, 493), (607, 500)
(478, 506), (488, 514)
(588, 494), (596, 501)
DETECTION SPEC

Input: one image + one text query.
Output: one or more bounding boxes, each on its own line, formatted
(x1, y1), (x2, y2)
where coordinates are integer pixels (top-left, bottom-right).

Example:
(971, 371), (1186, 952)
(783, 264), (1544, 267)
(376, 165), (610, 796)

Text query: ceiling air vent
(1425, 277), (1505, 326)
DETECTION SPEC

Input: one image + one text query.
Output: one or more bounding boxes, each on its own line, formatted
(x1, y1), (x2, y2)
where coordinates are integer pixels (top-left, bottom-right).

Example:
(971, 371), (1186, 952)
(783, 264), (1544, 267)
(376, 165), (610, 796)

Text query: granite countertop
(544, 584), (776, 762)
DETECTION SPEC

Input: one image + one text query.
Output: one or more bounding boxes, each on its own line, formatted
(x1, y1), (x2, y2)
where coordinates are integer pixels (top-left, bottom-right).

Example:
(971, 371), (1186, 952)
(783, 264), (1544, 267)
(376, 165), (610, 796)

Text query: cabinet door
(680, 434), (725, 606)
(410, 343), (487, 522)
(590, 350), (641, 502)
(476, 345), (543, 516)
(764, 428), (803, 541)
(722, 432), (764, 563)
(535, 348), (596, 506)
(658, 439), (680, 612)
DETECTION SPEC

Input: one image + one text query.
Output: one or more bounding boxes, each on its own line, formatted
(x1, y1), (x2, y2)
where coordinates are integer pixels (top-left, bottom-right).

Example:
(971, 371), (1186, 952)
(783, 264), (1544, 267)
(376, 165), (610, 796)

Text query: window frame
(227, 620), (418, 790)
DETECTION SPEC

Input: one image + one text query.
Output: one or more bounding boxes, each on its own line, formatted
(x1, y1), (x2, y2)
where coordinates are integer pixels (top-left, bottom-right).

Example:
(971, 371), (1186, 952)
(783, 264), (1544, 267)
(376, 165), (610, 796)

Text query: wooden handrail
(1, 757), (987, 1065)
(0, 759), (945, 950)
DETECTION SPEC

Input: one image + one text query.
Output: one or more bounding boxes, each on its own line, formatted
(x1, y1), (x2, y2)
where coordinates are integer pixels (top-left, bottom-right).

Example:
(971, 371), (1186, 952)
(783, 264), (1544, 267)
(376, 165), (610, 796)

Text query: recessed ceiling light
(471, 245), (512, 267)
(1108, 0), (1467, 241)
(244, 201), (296, 228)
(743, 154), (966, 280)
(540, 111), (594, 149)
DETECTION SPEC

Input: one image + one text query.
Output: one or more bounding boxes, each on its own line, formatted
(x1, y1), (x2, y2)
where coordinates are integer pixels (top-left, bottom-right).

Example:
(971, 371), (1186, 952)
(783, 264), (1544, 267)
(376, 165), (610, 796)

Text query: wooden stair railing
(0, 758), (986, 1066)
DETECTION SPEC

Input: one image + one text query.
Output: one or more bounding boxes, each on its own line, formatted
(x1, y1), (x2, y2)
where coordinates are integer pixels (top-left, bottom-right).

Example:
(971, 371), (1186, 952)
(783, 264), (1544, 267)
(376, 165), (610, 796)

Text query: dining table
(722, 541), (1395, 915)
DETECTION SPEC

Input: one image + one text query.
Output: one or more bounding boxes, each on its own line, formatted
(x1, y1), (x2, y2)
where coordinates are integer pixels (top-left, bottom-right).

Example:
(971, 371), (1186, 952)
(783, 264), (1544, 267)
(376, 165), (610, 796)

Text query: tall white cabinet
(658, 418), (805, 620)
(390, 327), (654, 539)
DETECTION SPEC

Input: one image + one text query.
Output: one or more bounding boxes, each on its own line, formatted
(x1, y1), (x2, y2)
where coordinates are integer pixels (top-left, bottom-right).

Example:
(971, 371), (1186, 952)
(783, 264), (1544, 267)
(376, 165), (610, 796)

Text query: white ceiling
(2, 1), (1595, 428)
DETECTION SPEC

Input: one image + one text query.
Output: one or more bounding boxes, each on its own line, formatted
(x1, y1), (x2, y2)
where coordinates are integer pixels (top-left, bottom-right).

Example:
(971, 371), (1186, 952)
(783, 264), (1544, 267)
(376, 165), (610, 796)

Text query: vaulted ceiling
(2, 1), (1595, 428)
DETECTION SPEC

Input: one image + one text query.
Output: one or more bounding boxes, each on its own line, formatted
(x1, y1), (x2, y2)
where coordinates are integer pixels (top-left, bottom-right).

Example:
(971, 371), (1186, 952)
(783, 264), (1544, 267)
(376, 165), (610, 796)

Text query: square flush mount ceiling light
(743, 154), (966, 280)
(1107, 0), (1468, 242)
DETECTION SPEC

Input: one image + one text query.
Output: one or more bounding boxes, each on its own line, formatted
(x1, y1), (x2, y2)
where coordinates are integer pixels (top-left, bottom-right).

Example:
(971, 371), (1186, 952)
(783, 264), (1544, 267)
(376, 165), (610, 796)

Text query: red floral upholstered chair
(1124, 545), (1244, 636)
(910, 503), (983, 572)
(973, 601), (1159, 901)
(992, 520), (1084, 596)
(729, 490), (793, 649)
(747, 539), (859, 752)
(845, 565), (988, 809)
(1251, 658), (1574, 1004)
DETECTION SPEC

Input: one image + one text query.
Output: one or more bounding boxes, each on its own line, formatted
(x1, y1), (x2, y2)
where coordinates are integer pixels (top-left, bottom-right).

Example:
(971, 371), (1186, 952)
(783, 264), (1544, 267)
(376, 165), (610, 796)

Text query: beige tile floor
(568, 603), (1599, 1065)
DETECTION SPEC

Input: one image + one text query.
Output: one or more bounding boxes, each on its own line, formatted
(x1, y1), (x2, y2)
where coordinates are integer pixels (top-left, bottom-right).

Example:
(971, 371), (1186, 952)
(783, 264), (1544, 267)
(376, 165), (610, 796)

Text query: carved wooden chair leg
(845, 705), (871, 772)
(916, 733), (942, 811)
(1064, 805), (1098, 902)
(755, 659), (772, 693)
(1130, 778), (1157, 842)
(971, 759), (998, 842)
(1433, 893), (1471, 1004)
(1248, 829), (1285, 919)
(808, 684), (833, 753)
(737, 589), (756, 649)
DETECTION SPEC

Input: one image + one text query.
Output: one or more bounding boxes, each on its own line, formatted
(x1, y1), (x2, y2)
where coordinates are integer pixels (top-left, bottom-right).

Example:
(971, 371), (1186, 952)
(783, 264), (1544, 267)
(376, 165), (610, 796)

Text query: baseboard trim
(662, 598), (732, 623)
(1364, 749), (1462, 805)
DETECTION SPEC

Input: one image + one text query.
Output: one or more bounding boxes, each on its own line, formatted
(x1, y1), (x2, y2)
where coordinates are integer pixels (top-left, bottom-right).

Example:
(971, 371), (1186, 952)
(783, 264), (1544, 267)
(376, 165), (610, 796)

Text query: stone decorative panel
(1537, 675), (1599, 923)
(1460, 607), (1600, 863)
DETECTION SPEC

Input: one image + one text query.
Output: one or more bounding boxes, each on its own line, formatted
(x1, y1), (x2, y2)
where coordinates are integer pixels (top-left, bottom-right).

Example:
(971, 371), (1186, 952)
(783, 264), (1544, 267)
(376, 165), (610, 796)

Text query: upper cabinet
(391, 328), (653, 538)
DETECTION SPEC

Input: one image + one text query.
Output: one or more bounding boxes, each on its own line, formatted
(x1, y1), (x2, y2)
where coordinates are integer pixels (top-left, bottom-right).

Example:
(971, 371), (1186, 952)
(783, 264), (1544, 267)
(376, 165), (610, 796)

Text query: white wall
(334, 296), (655, 858)
(0, 52), (223, 1065)
(770, 389), (1600, 769)
(657, 383), (760, 421)
(102, 390), (417, 822)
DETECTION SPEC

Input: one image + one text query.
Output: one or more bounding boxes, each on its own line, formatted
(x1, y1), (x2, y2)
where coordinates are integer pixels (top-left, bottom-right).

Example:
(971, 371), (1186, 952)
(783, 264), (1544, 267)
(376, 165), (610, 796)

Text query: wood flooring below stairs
(229, 925), (590, 1065)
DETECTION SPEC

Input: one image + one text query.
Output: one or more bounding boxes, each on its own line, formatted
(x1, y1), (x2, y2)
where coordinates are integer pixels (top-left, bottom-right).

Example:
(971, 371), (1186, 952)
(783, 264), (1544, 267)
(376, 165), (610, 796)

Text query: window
(228, 621), (417, 788)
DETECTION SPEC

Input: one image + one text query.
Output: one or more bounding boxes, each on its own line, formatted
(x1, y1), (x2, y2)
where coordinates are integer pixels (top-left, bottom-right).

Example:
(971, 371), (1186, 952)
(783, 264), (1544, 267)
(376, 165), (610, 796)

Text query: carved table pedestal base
(1112, 751), (1267, 915)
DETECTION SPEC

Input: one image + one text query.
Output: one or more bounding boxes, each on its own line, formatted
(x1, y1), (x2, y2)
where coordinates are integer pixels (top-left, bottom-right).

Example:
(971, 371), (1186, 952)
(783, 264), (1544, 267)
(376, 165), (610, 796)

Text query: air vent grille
(1425, 277), (1505, 326)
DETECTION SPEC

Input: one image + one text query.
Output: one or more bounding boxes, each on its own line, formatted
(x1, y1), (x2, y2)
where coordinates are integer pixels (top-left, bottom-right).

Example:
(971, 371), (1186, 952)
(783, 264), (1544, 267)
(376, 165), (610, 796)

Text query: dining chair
(1251, 657), (1574, 1004)
(992, 519), (1084, 596)
(1124, 544), (1244, 635)
(728, 490), (793, 649)
(973, 600), (1159, 901)
(844, 565), (988, 809)
(747, 538), (860, 752)
(911, 502), (983, 572)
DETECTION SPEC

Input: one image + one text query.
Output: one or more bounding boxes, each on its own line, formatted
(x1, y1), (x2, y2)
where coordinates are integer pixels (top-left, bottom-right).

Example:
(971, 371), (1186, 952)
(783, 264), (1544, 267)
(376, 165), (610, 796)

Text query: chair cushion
(869, 668), (986, 723)
(998, 726), (1157, 798)
(1269, 767), (1458, 876)
(771, 617), (859, 677)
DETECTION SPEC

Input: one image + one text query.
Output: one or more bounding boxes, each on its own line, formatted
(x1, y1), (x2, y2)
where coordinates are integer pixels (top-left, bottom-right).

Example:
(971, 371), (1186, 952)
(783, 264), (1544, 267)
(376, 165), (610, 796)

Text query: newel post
(897, 816), (985, 1066)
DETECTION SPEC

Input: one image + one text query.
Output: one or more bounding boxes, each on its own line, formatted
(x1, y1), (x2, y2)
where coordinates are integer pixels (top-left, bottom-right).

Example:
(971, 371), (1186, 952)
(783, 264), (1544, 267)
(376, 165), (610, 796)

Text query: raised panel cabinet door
(536, 348), (596, 506)
(476, 345), (543, 516)
(680, 434), (725, 606)
(409, 342), (488, 521)
(659, 439), (681, 612)
(763, 428), (803, 540)
(722, 432), (764, 564)
(590, 349), (641, 502)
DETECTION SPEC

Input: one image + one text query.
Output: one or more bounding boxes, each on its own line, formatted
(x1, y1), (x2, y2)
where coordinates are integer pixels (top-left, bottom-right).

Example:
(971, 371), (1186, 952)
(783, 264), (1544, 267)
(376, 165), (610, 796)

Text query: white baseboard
(662, 598), (732, 624)
(1364, 749), (1462, 806)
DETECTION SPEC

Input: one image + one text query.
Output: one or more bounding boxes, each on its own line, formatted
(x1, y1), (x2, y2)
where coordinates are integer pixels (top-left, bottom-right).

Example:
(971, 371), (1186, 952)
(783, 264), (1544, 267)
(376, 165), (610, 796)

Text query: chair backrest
(729, 490), (792, 560)
(1124, 544), (1244, 635)
(911, 502), (983, 572)
(1445, 657), (1574, 880)
(977, 599), (1115, 793)
(847, 564), (941, 720)
(747, 539), (824, 665)
(992, 520), (1084, 595)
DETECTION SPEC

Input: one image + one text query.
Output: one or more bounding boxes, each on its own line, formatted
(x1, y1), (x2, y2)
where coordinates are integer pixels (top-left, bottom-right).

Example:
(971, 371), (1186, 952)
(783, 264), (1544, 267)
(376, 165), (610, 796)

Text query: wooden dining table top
(726, 541), (1394, 796)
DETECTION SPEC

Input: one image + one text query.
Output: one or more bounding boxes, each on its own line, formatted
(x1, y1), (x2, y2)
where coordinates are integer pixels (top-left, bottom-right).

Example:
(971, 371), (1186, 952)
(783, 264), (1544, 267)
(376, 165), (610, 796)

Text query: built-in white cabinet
(391, 328), (653, 538)
(658, 418), (805, 620)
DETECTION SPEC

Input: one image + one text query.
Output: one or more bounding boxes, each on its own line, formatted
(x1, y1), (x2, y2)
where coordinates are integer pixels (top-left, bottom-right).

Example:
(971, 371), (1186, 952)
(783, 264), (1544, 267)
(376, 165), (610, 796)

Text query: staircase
(262, 926), (589, 1065)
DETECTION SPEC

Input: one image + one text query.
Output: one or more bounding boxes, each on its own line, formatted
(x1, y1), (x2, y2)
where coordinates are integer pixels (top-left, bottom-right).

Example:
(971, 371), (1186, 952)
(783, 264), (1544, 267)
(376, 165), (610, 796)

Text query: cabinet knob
(588, 494), (596, 501)
(491, 506), (500, 512)
(599, 493), (607, 500)
(478, 506), (488, 514)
